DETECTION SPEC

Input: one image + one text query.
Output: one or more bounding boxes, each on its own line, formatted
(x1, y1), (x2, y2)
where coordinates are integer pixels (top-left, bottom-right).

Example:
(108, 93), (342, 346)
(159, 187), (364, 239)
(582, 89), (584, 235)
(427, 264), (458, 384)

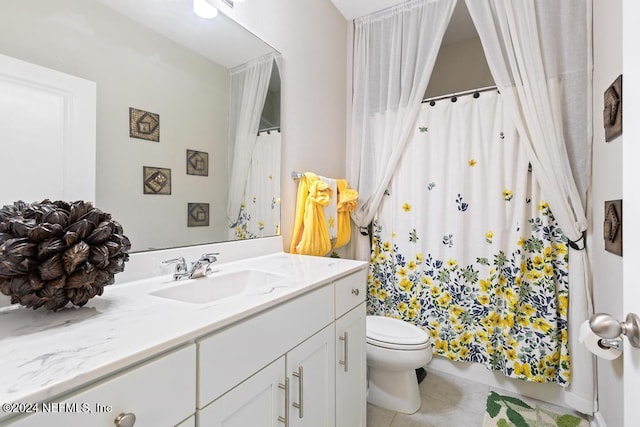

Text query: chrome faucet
(161, 257), (188, 280)
(162, 253), (219, 280)
(187, 253), (219, 279)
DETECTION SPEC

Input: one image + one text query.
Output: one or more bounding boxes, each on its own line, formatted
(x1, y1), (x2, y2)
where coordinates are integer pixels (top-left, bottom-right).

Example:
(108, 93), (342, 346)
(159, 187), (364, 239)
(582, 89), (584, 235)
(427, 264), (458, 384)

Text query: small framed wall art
(143, 166), (171, 195)
(186, 149), (209, 176)
(603, 199), (622, 256)
(604, 75), (622, 142)
(130, 107), (160, 142)
(188, 203), (210, 227)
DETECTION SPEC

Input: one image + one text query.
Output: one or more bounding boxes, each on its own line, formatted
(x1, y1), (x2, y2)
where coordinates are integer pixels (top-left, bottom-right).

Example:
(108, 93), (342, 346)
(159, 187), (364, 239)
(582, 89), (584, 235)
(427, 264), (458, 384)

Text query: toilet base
(367, 367), (422, 414)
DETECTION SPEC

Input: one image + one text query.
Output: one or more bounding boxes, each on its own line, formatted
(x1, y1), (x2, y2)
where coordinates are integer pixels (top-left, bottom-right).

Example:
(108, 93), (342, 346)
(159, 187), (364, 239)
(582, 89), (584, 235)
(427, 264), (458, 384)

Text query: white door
(623, 2), (640, 426)
(0, 53), (96, 205)
(335, 303), (367, 427)
(287, 325), (335, 427)
(198, 356), (286, 426)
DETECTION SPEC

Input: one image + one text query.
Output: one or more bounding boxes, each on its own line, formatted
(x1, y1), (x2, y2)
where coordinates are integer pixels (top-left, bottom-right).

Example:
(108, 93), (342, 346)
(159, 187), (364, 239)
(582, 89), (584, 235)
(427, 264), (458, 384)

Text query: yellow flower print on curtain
(367, 211), (570, 385)
(366, 92), (570, 386)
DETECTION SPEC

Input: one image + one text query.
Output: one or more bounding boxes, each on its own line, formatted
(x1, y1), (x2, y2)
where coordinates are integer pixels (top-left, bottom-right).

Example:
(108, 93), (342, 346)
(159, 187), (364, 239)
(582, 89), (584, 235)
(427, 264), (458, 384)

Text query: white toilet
(366, 315), (433, 414)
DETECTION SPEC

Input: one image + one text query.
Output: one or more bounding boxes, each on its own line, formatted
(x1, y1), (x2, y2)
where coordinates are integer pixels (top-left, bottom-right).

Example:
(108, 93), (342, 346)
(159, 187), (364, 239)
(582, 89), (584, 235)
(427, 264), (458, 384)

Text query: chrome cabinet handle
(114, 412), (136, 427)
(339, 332), (349, 372)
(292, 366), (304, 418)
(351, 288), (360, 296)
(278, 377), (289, 426)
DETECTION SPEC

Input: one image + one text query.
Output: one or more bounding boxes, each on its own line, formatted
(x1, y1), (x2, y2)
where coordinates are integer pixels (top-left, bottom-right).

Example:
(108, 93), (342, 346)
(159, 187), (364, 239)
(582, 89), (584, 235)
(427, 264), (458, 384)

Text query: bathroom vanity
(0, 242), (368, 426)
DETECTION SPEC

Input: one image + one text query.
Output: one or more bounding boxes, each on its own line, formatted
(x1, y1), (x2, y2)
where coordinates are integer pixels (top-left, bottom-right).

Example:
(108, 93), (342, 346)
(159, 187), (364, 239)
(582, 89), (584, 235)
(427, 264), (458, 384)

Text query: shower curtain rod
(257, 126), (281, 135)
(422, 85), (498, 104)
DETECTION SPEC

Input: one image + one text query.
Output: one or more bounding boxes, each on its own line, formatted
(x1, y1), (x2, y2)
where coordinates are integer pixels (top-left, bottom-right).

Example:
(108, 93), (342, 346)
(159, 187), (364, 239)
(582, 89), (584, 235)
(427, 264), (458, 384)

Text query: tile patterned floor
(367, 369), (489, 427)
(366, 369), (585, 427)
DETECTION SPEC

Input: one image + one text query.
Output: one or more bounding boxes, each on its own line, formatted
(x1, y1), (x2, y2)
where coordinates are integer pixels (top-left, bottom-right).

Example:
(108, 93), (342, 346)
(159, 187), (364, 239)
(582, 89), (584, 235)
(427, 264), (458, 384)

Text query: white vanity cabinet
(334, 272), (367, 427)
(197, 268), (367, 427)
(1, 264), (368, 427)
(199, 326), (335, 427)
(198, 356), (286, 426)
(335, 303), (366, 427)
(287, 325), (336, 426)
(7, 344), (196, 427)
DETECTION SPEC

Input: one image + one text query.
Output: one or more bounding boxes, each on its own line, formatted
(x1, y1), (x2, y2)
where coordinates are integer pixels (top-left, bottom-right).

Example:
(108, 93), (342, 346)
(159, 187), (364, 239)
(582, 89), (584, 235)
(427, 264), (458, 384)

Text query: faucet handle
(161, 257), (188, 274)
(200, 253), (219, 263)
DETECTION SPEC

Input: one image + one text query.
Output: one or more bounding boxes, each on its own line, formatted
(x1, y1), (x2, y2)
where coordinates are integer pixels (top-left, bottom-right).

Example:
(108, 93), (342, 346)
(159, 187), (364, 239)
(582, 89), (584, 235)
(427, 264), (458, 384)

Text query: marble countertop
(0, 251), (367, 416)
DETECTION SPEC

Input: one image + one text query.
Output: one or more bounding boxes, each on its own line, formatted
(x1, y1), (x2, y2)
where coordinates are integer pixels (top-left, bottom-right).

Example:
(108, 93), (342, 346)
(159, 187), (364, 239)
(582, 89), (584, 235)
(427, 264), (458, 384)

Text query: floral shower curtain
(229, 130), (281, 240)
(367, 91), (571, 385)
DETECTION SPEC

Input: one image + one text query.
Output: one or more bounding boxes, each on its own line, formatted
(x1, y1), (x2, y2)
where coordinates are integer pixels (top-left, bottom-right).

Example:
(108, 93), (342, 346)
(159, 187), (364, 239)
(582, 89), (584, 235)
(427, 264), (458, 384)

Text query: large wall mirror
(0, 0), (281, 253)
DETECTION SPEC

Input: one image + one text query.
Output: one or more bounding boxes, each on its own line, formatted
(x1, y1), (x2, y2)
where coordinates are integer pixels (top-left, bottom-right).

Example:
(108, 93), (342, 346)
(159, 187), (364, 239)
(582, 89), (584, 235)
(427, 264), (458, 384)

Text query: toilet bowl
(366, 315), (433, 414)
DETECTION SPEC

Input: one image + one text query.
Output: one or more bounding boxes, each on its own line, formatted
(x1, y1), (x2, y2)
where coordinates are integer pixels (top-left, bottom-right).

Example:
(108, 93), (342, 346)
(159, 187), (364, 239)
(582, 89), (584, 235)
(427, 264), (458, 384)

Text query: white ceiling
(96, 0), (275, 69)
(330, 0), (479, 45)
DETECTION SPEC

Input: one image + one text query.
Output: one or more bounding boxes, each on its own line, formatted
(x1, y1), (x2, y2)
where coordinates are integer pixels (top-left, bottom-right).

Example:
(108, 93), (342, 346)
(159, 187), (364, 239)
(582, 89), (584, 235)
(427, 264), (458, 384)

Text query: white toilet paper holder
(589, 312), (640, 348)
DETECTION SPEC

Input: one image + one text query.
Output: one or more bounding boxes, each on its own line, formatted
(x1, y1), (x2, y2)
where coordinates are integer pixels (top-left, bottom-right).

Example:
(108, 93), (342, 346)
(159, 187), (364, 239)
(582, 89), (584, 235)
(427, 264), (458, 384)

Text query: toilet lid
(366, 315), (430, 347)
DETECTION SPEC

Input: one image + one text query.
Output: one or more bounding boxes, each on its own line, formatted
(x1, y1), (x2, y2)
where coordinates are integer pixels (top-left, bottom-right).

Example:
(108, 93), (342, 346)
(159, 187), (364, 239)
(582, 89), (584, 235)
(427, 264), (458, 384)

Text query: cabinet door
(198, 357), (285, 427)
(335, 303), (366, 427)
(287, 325), (335, 427)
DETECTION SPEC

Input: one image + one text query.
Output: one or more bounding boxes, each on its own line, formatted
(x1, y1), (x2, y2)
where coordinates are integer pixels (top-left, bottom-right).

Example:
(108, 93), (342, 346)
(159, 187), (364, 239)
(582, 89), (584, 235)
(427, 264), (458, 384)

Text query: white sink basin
(150, 269), (287, 304)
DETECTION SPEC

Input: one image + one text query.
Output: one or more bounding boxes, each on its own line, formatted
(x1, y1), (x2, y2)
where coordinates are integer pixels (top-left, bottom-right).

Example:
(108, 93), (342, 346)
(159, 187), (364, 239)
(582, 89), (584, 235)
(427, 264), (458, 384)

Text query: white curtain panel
(227, 53), (275, 223)
(465, 0), (594, 414)
(228, 131), (281, 240)
(348, 0), (457, 259)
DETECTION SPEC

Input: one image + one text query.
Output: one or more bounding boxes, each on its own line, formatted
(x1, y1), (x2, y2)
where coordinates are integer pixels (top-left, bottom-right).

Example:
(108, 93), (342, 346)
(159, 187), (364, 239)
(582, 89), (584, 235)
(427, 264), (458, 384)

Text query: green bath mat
(482, 391), (589, 427)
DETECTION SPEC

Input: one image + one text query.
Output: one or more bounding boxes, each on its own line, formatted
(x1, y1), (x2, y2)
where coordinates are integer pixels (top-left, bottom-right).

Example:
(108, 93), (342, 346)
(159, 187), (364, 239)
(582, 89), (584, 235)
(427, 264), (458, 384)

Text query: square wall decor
(604, 75), (622, 142)
(130, 107), (160, 142)
(186, 149), (209, 176)
(604, 199), (622, 256)
(143, 166), (171, 195)
(188, 203), (210, 227)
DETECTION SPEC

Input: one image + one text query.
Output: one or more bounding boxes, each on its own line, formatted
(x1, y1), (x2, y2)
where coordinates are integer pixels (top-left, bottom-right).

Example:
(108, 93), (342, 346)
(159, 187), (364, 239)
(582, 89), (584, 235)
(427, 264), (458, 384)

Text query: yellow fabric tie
(334, 179), (358, 249)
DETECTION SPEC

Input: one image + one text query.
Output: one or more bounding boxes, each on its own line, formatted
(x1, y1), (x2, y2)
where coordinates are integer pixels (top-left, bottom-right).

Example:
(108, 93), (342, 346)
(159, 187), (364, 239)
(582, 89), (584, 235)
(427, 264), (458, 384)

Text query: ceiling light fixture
(193, 0), (219, 19)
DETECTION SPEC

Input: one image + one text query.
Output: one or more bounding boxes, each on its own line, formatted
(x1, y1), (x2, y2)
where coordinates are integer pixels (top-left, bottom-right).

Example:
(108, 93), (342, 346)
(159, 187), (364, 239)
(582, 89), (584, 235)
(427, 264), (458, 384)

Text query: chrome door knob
(589, 313), (623, 338)
(351, 288), (360, 296)
(590, 312), (640, 348)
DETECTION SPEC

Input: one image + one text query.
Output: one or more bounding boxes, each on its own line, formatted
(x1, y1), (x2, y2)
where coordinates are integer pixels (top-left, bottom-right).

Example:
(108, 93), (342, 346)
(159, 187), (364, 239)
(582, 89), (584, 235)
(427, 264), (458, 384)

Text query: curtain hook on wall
(568, 231), (587, 250)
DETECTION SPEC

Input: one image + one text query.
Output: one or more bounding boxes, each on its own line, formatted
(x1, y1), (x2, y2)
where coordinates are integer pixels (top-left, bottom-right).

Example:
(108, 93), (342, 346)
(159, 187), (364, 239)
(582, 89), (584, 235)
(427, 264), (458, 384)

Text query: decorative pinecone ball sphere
(0, 200), (131, 311)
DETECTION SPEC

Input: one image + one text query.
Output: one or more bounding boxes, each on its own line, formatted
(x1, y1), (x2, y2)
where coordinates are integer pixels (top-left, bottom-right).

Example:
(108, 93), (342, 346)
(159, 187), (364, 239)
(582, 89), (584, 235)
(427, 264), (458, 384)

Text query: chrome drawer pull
(339, 332), (349, 372)
(278, 378), (290, 426)
(351, 288), (360, 296)
(114, 412), (136, 427)
(292, 366), (304, 418)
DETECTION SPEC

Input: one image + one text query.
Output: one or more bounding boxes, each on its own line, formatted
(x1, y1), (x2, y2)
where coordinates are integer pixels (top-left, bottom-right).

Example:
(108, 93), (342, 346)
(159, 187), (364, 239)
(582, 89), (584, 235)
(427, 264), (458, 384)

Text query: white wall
(0, 0), (230, 252)
(425, 37), (494, 99)
(208, 0), (348, 252)
(591, 0), (624, 425)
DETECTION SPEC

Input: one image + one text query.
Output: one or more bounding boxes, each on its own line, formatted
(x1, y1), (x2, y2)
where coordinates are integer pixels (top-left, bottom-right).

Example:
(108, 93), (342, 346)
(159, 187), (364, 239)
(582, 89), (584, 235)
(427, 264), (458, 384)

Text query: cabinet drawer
(334, 269), (367, 318)
(8, 345), (196, 427)
(197, 285), (334, 408)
